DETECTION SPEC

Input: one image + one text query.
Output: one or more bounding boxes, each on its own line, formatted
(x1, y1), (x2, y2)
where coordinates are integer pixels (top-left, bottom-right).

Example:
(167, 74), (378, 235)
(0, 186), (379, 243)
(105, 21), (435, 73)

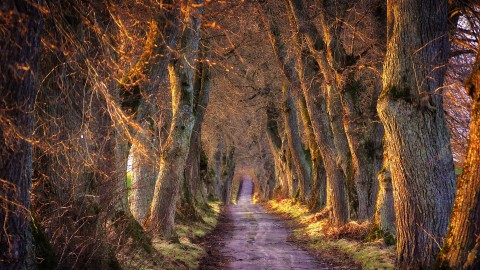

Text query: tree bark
(0, 1), (41, 268)
(372, 138), (396, 236)
(147, 0), (204, 240)
(282, 84), (312, 201)
(183, 49), (211, 216)
(221, 146), (236, 204)
(266, 103), (289, 197)
(439, 52), (480, 270)
(301, 77), (349, 225)
(129, 123), (159, 224)
(378, 0), (456, 267)
(297, 94), (327, 210)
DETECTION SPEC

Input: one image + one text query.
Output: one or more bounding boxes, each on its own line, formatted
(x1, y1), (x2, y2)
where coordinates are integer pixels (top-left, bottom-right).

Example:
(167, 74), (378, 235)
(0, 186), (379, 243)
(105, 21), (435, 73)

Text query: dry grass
(268, 199), (395, 270)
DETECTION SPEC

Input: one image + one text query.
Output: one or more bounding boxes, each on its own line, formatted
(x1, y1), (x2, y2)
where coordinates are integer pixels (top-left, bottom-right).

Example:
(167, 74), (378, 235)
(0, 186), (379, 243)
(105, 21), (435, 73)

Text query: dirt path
(200, 179), (330, 270)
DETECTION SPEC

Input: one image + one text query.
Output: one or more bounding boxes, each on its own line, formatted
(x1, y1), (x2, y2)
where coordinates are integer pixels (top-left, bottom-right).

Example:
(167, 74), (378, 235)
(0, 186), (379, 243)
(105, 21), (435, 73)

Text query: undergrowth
(116, 201), (222, 270)
(267, 199), (395, 270)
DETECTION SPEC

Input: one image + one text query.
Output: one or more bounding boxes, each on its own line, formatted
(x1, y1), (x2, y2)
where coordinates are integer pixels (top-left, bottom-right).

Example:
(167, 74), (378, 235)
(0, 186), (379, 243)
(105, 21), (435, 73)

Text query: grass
(126, 172), (132, 189)
(267, 199), (395, 270)
(152, 201), (222, 270)
(116, 201), (222, 270)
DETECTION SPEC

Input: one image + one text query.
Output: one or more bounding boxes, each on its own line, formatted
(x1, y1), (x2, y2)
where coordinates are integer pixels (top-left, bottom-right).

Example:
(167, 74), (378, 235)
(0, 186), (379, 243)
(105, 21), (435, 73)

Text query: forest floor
(199, 180), (363, 270)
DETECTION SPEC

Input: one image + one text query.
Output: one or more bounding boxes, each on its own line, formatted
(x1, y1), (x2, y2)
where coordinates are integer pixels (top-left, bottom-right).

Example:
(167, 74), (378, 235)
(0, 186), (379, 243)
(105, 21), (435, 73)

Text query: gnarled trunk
(378, 0), (455, 267)
(147, 0), (203, 240)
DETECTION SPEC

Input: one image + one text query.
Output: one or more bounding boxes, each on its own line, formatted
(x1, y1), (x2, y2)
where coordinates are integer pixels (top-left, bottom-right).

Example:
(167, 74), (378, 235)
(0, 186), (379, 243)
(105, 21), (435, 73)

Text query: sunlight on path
(222, 178), (329, 270)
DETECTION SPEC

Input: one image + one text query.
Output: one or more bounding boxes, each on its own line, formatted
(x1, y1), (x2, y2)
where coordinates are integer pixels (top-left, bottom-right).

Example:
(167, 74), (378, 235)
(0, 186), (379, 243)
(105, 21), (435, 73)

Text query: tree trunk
(378, 0), (455, 267)
(325, 83), (358, 218)
(0, 1), (41, 268)
(302, 80), (349, 225)
(282, 84), (312, 201)
(221, 146), (236, 204)
(119, 0), (181, 219)
(439, 53), (480, 270)
(147, 0), (203, 240)
(297, 94), (327, 210)
(183, 49), (211, 215)
(372, 138), (396, 236)
(266, 103), (289, 197)
(129, 123), (159, 224)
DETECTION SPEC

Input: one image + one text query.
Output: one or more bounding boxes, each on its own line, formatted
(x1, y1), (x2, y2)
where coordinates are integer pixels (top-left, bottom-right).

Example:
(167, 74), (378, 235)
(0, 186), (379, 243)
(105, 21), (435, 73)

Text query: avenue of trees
(0, 0), (479, 269)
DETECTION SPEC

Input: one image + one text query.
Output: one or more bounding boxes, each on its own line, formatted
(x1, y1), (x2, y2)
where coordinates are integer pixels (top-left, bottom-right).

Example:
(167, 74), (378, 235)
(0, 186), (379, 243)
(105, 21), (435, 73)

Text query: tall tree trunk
(378, 0), (455, 267)
(302, 78), (349, 225)
(439, 52), (480, 270)
(147, 0), (203, 240)
(129, 123), (159, 223)
(342, 73), (383, 220)
(297, 94), (327, 210)
(221, 146), (236, 204)
(266, 103), (289, 197)
(282, 84), (312, 201)
(0, 1), (41, 268)
(324, 83), (358, 218)
(183, 49), (211, 216)
(212, 139), (225, 199)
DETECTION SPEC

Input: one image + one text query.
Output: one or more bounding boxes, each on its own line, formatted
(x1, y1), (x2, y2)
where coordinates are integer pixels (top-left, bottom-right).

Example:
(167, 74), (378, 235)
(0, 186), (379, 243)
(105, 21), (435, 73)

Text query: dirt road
(214, 179), (330, 270)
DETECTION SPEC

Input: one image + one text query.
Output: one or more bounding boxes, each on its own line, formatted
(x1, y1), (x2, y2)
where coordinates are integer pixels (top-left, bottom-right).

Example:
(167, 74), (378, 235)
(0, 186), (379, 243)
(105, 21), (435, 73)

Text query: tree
(182, 46), (212, 216)
(281, 83), (312, 201)
(378, 0), (456, 267)
(258, 0), (349, 225)
(0, 1), (42, 268)
(439, 50), (480, 270)
(147, 0), (204, 240)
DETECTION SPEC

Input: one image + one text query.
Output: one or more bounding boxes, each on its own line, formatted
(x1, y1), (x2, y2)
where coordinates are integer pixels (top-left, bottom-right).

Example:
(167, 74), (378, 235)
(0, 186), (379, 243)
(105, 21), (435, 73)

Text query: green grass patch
(126, 172), (132, 189)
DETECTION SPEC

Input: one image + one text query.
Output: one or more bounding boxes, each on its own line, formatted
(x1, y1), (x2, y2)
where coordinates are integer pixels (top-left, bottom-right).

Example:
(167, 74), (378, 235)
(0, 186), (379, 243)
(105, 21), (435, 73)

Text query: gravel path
(219, 179), (329, 270)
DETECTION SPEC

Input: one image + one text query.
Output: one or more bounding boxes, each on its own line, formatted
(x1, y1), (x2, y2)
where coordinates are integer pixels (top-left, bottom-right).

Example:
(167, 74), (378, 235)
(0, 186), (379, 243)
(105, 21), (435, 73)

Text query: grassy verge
(267, 199), (395, 270)
(117, 201), (222, 270)
(153, 201), (222, 270)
